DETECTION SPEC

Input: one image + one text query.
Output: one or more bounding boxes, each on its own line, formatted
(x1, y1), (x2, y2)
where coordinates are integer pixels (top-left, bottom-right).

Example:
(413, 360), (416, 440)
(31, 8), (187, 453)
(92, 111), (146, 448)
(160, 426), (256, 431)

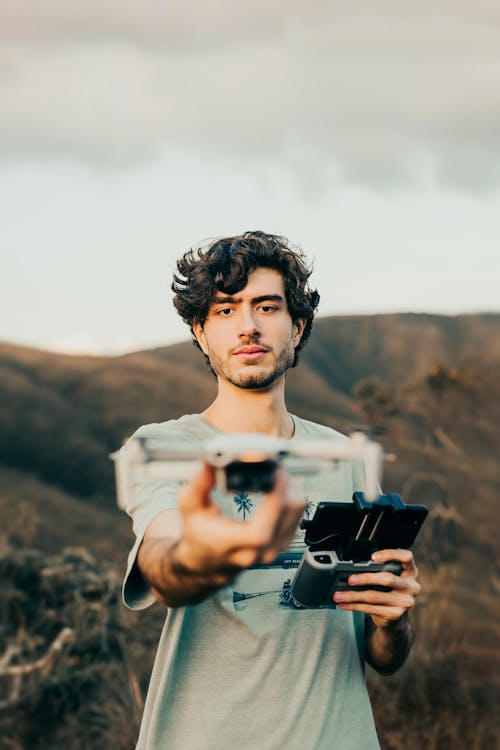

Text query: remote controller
(291, 549), (402, 608)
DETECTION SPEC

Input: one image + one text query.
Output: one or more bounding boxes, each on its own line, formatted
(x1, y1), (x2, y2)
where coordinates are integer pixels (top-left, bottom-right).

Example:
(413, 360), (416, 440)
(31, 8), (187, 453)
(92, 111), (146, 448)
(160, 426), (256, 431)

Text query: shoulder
(291, 415), (349, 443)
(132, 413), (215, 442)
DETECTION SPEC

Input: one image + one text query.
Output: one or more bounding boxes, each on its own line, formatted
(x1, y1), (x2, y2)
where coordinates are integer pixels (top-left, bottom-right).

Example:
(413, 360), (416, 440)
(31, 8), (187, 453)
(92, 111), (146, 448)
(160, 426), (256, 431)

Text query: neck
(202, 376), (293, 438)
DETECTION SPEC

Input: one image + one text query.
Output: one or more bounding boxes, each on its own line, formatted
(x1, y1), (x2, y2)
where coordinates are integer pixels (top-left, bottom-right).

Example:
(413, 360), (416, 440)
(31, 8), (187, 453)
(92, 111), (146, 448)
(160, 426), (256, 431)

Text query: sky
(1, 1), (499, 355)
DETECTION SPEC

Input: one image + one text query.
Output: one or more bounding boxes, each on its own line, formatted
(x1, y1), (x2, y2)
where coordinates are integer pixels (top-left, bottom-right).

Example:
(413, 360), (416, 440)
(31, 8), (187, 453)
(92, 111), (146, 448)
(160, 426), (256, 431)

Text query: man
(122, 231), (420, 750)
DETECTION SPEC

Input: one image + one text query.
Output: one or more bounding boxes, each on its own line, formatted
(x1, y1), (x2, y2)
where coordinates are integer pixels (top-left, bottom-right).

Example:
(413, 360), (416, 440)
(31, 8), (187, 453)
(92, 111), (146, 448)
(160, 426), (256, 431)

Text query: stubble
(208, 340), (295, 390)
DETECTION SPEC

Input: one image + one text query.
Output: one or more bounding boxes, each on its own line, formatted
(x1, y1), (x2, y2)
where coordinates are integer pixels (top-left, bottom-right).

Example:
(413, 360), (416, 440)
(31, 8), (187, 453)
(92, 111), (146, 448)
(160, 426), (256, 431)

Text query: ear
(293, 319), (306, 348)
(192, 322), (209, 356)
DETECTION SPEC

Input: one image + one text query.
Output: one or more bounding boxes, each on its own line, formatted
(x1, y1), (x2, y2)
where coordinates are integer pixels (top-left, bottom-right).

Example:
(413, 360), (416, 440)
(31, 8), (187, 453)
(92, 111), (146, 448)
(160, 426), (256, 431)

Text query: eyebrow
(212, 294), (284, 305)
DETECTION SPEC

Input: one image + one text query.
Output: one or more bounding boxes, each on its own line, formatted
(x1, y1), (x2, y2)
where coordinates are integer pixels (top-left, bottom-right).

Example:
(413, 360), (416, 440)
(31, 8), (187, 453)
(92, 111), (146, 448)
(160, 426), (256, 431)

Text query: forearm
(364, 613), (415, 675)
(137, 537), (235, 608)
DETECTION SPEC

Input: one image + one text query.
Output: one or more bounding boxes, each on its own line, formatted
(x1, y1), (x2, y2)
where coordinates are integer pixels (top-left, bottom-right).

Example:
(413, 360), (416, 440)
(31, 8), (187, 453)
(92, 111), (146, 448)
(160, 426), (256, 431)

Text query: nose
(238, 306), (260, 339)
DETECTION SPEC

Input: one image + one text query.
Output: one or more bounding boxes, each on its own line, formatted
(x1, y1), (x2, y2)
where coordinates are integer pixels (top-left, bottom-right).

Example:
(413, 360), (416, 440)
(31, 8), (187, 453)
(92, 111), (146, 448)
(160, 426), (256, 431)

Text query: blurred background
(0, 2), (499, 749)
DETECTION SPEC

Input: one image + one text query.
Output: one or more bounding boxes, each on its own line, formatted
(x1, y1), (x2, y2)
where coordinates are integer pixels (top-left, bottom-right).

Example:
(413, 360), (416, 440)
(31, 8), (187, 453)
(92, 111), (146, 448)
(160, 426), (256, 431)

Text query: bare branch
(0, 627), (75, 677)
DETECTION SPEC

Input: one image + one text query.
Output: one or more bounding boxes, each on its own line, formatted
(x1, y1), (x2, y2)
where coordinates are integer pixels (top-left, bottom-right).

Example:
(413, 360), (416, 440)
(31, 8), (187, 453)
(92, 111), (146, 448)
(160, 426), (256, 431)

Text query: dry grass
(0, 545), (162, 750)
(368, 571), (500, 750)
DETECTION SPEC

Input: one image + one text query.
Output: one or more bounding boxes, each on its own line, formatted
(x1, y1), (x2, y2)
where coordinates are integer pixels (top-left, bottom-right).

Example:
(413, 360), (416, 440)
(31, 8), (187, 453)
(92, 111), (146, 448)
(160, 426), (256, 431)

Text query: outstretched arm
(137, 464), (305, 608)
(333, 548), (421, 674)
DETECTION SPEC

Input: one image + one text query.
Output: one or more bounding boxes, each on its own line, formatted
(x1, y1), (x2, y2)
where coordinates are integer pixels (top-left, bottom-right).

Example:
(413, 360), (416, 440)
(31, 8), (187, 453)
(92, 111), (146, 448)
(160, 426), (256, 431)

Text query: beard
(208, 341), (295, 390)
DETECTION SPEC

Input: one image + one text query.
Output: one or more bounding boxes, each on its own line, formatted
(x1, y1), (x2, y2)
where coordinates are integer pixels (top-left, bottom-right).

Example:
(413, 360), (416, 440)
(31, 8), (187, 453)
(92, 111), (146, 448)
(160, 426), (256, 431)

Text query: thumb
(178, 463), (215, 513)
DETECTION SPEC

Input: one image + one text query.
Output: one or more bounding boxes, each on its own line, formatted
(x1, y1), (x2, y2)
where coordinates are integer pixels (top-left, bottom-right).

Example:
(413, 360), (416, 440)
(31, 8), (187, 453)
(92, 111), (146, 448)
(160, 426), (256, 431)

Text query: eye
(216, 307), (234, 316)
(259, 304), (278, 313)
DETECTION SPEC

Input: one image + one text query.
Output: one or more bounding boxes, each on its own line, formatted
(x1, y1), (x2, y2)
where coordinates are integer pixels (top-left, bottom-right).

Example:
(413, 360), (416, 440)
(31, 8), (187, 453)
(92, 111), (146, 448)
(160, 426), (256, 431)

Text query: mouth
(233, 346), (269, 361)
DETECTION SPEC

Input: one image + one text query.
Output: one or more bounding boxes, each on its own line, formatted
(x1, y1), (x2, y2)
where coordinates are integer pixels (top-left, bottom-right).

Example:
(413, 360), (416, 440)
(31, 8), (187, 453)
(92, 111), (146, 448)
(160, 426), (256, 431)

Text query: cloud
(0, 0), (289, 47)
(46, 329), (140, 356)
(1, 0), (500, 187)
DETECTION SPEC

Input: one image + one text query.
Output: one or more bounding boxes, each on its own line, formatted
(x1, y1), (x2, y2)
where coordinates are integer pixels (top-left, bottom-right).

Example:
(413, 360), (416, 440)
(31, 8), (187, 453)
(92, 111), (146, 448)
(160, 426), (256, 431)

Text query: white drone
(112, 431), (387, 511)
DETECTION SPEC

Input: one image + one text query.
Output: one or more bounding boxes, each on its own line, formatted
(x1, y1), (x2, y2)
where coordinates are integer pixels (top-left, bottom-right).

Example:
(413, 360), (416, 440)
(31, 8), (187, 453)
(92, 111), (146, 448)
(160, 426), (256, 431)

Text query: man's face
(193, 267), (305, 390)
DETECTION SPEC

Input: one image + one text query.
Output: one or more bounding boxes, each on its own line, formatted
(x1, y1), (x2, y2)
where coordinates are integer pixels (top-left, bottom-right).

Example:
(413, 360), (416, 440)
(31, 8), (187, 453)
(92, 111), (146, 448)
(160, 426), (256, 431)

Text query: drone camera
(222, 458), (279, 493)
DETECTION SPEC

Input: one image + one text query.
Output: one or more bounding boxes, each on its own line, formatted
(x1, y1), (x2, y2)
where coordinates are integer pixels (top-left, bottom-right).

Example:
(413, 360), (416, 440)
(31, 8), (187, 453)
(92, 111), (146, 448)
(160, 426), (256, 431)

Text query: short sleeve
(120, 425), (184, 610)
(122, 478), (182, 610)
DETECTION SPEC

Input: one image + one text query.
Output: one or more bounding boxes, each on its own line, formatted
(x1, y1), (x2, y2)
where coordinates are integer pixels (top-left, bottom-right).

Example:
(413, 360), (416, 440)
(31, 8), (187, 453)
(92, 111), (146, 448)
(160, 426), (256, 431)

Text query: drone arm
(110, 439), (145, 511)
(289, 433), (383, 501)
(147, 460), (202, 481)
(361, 439), (383, 502)
(111, 437), (202, 512)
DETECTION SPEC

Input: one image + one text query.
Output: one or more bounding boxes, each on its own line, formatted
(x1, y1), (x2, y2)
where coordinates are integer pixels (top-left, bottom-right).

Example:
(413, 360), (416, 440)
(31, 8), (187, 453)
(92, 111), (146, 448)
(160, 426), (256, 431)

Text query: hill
(1, 312), (498, 510)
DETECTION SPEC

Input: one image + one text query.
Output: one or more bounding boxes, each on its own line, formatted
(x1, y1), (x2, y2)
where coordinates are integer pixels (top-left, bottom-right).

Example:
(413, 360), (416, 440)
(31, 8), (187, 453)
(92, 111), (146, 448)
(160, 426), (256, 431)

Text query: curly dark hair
(172, 230), (320, 367)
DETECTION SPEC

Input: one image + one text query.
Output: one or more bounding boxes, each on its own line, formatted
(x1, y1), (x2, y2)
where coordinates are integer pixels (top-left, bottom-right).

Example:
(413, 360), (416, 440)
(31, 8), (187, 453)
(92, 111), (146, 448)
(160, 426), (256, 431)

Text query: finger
(246, 471), (289, 541)
(186, 510), (264, 553)
(178, 463), (216, 513)
(334, 587), (416, 609)
(347, 571), (421, 596)
(251, 473), (305, 561)
(180, 512), (263, 571)
(226, 546), (262, 568)
(372, 548), (418, 574)
(269, 502), (306, 555)
(259, 505), (305, 564)
(337, 602), (407, 622)
(268, 473), (305, 537)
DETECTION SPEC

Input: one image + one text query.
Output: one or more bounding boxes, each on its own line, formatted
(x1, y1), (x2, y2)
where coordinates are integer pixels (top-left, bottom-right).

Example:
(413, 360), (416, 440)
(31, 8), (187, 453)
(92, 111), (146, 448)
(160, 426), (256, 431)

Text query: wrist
(170, 539), (200, 576)
(170, 539), (234, 588)
(376, 611), (410, 632)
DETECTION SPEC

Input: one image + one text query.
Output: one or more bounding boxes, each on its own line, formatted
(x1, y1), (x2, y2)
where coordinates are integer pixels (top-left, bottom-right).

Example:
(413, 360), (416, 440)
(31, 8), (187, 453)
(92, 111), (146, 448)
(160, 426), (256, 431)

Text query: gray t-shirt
(123, 414), (381, 750)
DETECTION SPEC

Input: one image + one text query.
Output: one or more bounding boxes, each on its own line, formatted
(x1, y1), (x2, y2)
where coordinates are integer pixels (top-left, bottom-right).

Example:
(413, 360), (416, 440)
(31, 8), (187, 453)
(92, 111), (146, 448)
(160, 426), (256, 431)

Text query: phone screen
(302, 500), (428, 556)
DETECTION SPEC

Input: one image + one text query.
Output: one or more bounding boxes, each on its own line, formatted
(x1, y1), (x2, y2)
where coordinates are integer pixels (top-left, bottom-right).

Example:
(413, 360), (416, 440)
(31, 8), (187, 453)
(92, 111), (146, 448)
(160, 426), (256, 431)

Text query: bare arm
(363, 611), (415, 675)
(333, 548), (421, 675)
(137, 536), (234, 607)
(137, 464), (305, 608)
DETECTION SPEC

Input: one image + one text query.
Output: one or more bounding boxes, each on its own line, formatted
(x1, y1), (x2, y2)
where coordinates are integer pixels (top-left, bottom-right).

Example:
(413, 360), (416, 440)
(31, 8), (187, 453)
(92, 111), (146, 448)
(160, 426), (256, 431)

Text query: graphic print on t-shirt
(231, 495), (318, 608)
(233, 492), (254, 520)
